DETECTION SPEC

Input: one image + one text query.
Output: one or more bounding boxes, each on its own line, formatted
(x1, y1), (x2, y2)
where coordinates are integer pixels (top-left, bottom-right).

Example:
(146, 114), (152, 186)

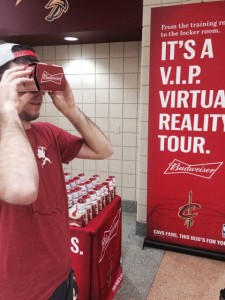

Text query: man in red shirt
(0, 43), (113, 300)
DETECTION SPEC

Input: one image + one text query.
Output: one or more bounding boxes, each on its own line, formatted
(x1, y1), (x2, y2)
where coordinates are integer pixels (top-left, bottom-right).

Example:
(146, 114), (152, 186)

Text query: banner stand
(146, 1), (225, 259)
(143, 238), (225, 262)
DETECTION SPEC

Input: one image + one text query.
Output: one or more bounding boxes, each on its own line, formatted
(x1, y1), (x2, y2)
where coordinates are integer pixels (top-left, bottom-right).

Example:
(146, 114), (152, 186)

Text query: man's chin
(19, 112), (40, 122)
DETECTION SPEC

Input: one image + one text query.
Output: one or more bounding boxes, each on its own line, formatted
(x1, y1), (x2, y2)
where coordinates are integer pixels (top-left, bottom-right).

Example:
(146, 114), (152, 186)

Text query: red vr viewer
(18, 62), (66, 92)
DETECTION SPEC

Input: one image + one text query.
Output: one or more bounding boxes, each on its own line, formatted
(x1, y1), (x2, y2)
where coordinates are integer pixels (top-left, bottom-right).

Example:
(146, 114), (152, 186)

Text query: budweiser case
(18, 62), (66, 92)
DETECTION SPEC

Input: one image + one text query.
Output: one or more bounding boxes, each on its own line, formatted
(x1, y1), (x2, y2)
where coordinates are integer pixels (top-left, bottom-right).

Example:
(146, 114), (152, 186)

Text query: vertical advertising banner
(147, 1), (225, 255)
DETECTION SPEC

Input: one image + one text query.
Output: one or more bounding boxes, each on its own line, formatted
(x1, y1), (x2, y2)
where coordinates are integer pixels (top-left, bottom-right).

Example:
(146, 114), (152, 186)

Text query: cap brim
(0, 43), (18, 67)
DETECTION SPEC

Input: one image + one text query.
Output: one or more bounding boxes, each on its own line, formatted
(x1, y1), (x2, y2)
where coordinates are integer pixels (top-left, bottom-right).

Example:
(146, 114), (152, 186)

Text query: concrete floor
(114, 212), (164, 300)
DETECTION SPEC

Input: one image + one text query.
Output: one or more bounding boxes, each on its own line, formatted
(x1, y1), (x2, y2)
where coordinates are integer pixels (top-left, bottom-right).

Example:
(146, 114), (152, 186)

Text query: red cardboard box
(18, 62), (66, 92)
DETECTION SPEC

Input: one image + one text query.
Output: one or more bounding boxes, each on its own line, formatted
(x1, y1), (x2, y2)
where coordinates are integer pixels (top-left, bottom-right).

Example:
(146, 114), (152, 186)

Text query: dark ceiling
(1, 0), (143, 46)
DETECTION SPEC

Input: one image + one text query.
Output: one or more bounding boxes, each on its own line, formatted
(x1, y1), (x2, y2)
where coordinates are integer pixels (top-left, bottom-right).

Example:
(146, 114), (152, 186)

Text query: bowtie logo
(99, 208), (121, 263)
(15, 0), (69, 22)
(164, 159), (223, 179)
(41, 71), (64, 85)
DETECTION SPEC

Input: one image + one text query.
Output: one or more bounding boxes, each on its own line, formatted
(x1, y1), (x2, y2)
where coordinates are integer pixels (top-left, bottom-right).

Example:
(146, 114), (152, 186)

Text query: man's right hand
(0, 66), (34, 114)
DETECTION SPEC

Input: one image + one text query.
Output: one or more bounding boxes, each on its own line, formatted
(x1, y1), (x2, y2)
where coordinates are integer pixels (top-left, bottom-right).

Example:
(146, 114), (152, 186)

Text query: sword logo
(15, 0), (69, 22)
(45, 0), (69, 21)
(178, 191), (201, 229)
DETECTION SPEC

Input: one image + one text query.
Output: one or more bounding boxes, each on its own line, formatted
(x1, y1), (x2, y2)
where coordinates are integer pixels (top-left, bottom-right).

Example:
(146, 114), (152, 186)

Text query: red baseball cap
(0, 43), (39, 67)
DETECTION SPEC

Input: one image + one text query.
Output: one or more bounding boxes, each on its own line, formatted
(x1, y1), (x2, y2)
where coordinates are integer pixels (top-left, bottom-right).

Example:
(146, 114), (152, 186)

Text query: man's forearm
(0, 111), (39, 204)
(65, 106), (113, 159)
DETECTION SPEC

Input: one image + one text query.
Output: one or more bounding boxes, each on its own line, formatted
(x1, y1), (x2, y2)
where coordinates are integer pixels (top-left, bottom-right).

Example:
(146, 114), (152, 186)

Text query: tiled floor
(148, 251), (225, 300)
(114, 212), (225, 300)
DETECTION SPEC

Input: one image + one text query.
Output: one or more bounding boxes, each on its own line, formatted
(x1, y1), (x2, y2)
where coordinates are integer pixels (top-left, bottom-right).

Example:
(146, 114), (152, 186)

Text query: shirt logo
(37, 146), (52, 167)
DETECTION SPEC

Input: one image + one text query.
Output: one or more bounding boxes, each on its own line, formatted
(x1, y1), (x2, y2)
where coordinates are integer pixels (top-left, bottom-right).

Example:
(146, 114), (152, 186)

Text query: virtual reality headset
(17, 62), (66, 92)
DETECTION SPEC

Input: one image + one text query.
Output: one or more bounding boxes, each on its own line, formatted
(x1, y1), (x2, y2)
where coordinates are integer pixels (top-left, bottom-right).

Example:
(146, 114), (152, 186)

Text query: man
(0, 43), (113, 300)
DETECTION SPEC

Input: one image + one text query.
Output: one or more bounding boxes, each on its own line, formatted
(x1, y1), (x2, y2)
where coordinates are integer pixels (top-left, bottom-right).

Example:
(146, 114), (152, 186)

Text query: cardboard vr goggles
(18, 62), (66, 92)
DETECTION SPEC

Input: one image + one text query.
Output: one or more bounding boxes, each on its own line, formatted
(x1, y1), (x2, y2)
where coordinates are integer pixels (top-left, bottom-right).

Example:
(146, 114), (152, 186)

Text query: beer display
(65, 172), (117, 227)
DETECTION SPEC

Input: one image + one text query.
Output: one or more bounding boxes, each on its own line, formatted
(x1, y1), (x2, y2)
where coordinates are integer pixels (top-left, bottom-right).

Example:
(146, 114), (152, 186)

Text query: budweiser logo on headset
(41, 70), (64, 85)
(18, 62), (66, 92)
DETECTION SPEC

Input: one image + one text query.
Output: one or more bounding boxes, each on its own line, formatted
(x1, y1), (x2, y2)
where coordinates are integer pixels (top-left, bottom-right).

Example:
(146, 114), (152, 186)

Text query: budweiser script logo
(164, 159), (223, 179)
(41, 71), (64, 85)
(15, 0), (69, 22)
(99, 208), (121, 263)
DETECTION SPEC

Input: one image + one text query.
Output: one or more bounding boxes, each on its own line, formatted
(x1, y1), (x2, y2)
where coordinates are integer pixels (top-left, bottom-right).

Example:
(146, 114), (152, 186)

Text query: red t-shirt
(0, 122), (83, 300)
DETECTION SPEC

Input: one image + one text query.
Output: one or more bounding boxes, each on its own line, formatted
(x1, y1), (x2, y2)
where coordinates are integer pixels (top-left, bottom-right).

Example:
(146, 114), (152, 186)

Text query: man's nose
(32, 90), (45, 96)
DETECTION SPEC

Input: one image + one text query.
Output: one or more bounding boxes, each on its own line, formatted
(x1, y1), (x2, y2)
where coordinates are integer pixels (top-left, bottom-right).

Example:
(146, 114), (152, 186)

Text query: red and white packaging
(85, 180), (92, 192)
(73, 176), (81, 186)
(99, 184), (107, 207)
(93, 186), (103, 212)
(78, 183), (87, 195)
(70, 188), (79, 205)
(75, 186), (83, 198)
(69, 178), (76, 189)
(108, 175), (116, 197)
(89, 177), (97, 188)
(78, 173), (85, 183)
(88, 190), (99, 217)
(17, 62), (66, 92)
(69, 198), (88, 227)
(64, 172), (71, 181)
(92, 174), (100, 184)
(65, 180), (71, 192)
(102, 182), (112, 205)
(83, 194), (93, 221)
(106, 178), (115, 200)
(67, 191), (73, 208)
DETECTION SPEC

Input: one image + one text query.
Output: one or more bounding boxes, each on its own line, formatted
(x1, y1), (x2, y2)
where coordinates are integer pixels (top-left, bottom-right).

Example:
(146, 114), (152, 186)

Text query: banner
(147, 1), (225, 255)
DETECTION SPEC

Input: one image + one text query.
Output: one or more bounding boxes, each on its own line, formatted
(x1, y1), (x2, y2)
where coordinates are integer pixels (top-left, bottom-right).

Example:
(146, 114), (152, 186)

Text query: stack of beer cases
(64, 173), (116, 227)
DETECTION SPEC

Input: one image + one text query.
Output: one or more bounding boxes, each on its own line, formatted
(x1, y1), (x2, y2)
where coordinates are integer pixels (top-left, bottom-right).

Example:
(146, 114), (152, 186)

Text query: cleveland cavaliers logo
(178, 191), (201, 229)
(15, 0), (69, 22)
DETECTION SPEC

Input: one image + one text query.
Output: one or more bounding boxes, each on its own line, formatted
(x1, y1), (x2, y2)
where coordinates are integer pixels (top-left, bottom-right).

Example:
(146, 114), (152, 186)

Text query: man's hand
(0, 66), (34, 114)
(48, 80), (76, 116)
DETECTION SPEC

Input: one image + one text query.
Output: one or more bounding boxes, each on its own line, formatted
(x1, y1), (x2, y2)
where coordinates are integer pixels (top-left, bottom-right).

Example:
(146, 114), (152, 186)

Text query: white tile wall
(35, 42), (141, 209)
(35, 0), (206, 225)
